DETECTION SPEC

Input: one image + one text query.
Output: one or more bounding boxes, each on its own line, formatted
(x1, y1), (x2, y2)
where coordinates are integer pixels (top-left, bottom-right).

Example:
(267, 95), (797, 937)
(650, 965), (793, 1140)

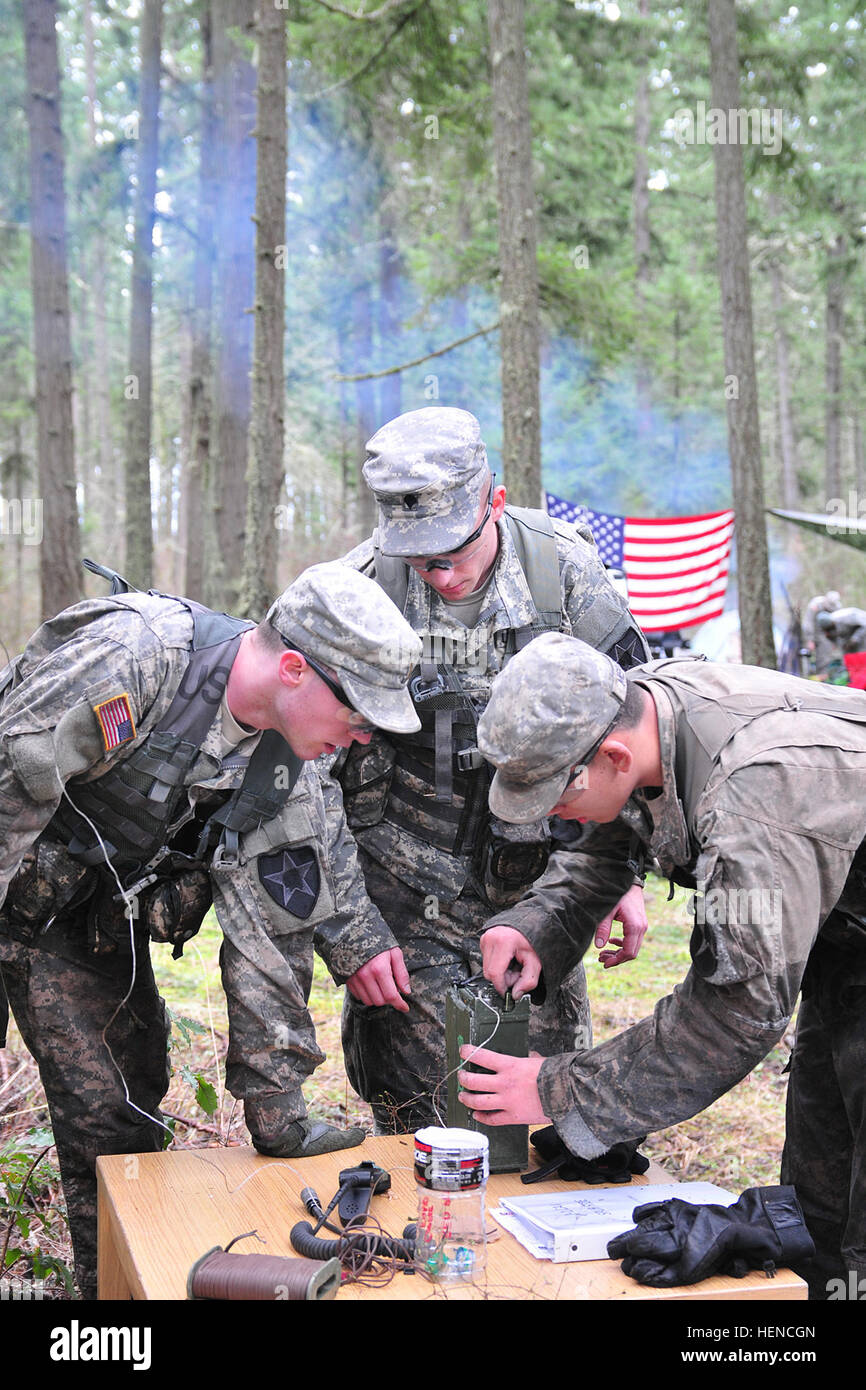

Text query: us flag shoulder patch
(94, 693), (136, 751)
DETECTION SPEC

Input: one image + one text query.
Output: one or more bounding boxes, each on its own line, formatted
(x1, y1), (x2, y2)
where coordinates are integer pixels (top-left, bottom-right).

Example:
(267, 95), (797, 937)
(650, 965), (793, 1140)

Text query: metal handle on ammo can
(445, 974), (531, 1173)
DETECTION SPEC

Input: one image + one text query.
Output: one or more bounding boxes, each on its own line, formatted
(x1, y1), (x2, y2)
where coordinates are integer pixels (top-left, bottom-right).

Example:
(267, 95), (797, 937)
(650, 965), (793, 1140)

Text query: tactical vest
(635, 656), (866, 892)
(48, 594), (302, 877)
(340, 509), (564, 902)
(378, 506), (563, 832)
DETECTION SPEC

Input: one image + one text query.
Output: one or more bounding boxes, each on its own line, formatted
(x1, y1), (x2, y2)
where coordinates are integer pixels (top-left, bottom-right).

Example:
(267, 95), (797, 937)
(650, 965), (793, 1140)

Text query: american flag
(547, 495), (735, 634)
(94, 693), (136, 751)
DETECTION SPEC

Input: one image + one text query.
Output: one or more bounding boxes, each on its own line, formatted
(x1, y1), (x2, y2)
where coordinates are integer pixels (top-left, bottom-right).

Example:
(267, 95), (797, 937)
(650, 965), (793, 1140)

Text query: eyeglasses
(405, 476), (495, 573)
(561, 707), (624, 795)
(564, 763), (590, 794)
(282, 642), (376, 733)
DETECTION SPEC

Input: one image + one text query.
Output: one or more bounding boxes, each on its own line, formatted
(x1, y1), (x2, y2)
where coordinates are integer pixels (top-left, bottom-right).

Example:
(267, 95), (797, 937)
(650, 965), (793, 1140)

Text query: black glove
(522, 1126), (650, 1185)
(607, 1185), (815, 1286)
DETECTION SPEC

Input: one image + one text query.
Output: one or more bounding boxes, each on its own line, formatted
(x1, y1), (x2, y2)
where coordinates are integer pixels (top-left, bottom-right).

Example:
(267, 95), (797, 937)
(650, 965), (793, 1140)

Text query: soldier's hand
(457, 1047), (548, 1125)
(480, 925), (542, 1000)
(346, 947), (412, 1012)
(595, 883), (648, 968)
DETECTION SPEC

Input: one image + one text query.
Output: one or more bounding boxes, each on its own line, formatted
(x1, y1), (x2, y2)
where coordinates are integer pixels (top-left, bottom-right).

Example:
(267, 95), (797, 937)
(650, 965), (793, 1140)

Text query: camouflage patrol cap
(267, 561), (422, 733)
(363, 407), (490, 557)
(478, 632), (628, 823)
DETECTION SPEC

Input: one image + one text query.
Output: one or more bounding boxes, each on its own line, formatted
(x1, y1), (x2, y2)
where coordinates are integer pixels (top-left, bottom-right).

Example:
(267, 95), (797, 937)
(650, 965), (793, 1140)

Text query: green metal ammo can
(445, 976), (530, 1173)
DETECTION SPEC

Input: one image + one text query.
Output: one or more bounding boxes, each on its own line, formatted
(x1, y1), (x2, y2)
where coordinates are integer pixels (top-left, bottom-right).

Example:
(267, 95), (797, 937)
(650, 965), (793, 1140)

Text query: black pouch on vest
(475, 819), (551, 912)
(143, 867), (213, 960)
(338, 738), (396, 831)
(0, 841), (96, 943)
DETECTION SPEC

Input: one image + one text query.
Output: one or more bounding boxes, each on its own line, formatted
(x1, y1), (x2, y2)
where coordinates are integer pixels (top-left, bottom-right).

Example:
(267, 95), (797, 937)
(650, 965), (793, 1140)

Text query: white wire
(59, 786), (180, 1143)
(430, 996), (502, 1126)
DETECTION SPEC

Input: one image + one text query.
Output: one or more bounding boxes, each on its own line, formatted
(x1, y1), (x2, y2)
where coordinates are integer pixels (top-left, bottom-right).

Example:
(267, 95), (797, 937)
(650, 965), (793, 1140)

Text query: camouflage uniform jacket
(487, 657), (866, 1157)
(0, 593), (389, 1089)
(321, 513), (648, 976)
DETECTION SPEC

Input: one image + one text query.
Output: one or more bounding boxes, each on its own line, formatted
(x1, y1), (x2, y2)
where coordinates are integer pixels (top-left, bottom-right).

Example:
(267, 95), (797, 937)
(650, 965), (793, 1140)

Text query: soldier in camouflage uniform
(323, 407), (650, 1133)
(0, 562), (421, 1297)
(802, 591), (842, 675)
(819, 606), (866, 656)
(460, 631), (866, 1297)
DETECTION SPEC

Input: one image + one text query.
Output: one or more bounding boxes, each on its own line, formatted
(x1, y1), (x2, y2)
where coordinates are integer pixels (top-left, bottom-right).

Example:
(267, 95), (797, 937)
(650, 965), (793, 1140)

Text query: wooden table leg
(97, 1178), (132, 1300)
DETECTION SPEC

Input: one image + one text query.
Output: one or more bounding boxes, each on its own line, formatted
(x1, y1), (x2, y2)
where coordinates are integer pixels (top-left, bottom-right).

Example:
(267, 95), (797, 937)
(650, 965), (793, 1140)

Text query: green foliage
(180, 1066), (219, 1117)
(167, 1006), (220, 1117)
(0, 1127), (74, 1293)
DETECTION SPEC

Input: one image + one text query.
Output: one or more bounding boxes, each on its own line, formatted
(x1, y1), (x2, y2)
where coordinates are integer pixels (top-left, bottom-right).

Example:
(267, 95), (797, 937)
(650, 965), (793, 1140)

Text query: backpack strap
(503, 506), (564, 651)
(370, 529), (410, 614)
(370, 507), (564, 649)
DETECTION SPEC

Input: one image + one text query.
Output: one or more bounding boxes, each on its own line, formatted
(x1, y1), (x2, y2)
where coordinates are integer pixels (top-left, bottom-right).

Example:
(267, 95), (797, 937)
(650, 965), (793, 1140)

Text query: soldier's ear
(492, 484), (507, 520)
(278, 649), (306, 688)
(599, 739), (633, 777)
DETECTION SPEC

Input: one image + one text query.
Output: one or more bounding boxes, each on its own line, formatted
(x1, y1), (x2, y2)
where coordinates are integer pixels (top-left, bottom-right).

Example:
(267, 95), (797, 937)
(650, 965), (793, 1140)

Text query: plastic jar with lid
(413, 1126), (489, 1282)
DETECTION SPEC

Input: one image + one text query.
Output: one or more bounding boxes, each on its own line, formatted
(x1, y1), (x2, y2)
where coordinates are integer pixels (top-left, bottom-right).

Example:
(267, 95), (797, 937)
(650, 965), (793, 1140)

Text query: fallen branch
(162, 1109), (222, 1138)
(311, 0), (416, 20)
(333, 320), (501, 382)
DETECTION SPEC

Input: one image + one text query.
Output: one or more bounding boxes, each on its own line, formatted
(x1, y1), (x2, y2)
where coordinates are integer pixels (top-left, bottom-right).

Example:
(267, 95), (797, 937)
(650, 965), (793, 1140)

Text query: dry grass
(0, 876), (791, 1296)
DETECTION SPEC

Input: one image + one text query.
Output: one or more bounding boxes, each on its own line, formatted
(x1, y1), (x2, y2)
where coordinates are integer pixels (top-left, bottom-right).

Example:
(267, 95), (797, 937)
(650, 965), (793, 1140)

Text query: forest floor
(0, 875), (791, 1299)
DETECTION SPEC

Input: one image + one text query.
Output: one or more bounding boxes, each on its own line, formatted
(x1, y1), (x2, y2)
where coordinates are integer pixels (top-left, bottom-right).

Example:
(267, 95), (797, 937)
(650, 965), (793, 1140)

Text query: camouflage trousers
(342, 851), (592, 1134)
(0, 911), (321, 1299)
(782, 936), (866, 1300)
(0, 917), (170, 1301)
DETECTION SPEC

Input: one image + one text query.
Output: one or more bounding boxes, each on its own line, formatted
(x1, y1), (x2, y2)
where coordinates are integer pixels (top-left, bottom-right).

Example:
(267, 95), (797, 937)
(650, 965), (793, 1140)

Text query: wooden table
(96, 1136), (806, 1301)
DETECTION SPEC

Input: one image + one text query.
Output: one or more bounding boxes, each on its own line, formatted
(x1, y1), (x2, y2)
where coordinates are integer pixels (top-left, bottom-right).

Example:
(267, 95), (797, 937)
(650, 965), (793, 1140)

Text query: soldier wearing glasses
(324, 406), (650, 1132)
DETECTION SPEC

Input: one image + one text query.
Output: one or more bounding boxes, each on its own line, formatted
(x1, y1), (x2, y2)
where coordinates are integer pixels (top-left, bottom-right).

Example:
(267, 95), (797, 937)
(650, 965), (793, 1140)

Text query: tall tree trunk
(6, 425), (28, 633)
(352, 275), (378, 532)
(633, 0), (652, 449)
(824, 233), (845, 502)
(378, 206), (402, 426)
(336, 333), (352, 534)
(239, 1), (287, 619)
(487, 0), (541, 506)
(83, 0), (116, 560)
(182, 1), (216, 601)
(123, 0), (163, 589)
(671, 303), (682, 494)
(708, 0), (775, 668)
(769, 258), (798, 509)
(23, 0), (81, 618)
(210, 0), (256, 611)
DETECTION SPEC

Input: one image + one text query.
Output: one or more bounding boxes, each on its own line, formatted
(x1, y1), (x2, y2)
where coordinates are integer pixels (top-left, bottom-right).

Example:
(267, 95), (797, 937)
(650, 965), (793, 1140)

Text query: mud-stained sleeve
(536, 790), (856, 1157)
(558, 530), (649, 665)
(313, 764), (398, 981)
(481, 819), (637, 997)
(0, 629), (170, 906)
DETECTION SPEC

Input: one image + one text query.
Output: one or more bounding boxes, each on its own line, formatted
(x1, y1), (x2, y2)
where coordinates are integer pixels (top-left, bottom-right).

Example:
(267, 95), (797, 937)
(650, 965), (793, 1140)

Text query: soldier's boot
(251, 1118), (366, 1158)
(245, 1093), (365, 1157)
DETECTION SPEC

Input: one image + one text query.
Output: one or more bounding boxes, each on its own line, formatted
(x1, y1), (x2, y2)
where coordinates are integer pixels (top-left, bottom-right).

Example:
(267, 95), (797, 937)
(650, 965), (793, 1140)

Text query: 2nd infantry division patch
(258, 846), (321, 919)
(94, 693), (137, 752)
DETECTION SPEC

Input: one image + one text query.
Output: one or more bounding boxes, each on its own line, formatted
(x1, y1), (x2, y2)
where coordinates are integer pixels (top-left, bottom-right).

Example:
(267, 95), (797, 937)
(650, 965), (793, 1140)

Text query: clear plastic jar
(414, 1126), (489, 1282)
